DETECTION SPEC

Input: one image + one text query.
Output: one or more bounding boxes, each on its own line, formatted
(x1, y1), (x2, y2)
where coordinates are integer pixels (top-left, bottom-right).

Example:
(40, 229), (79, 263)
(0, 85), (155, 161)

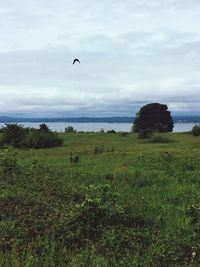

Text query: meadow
(1, 131), (200, 266)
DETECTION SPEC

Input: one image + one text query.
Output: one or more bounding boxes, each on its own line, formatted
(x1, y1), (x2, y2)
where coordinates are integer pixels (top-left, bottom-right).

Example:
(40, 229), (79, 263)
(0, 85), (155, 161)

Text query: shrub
(149, 134), (172, 143)
(22, 128), (63, 148)
(1, 124), (63, 149)
(138, 129), (153, 139)
(1, 124), (28, 148)
(57, 184), (154, 250)
(192, 125), (200, 136)
(57, 185), (121, 245)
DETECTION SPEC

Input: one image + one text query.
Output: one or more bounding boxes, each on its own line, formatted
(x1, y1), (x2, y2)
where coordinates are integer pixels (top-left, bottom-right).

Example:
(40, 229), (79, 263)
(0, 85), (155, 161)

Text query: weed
(69, 152), (80, 163)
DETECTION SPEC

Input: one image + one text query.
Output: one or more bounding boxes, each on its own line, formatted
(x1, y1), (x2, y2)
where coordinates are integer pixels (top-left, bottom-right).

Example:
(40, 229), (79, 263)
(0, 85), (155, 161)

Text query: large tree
(133, 103), (174, 132)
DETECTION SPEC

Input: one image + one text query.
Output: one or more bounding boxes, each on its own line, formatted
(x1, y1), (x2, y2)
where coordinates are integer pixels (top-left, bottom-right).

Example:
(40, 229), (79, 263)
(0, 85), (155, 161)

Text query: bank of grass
(1, 132), (200, 266)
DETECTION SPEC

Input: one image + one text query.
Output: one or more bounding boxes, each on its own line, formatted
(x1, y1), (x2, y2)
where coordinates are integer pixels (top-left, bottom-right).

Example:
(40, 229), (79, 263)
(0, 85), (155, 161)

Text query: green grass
(1, 132), (200, 266)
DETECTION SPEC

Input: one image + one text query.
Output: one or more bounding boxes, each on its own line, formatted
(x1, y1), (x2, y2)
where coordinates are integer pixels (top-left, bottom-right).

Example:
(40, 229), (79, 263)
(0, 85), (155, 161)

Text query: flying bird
(73, 58), (80, 64)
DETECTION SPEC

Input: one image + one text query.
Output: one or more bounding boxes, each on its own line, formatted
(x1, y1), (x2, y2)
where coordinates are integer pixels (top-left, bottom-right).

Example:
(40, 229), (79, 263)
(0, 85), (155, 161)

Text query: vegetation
(107, 130), (116, 134)
(133, 103), (174, 133)
(118, 131), (129, 137)
(65, 126), (77, 133)
(138, 128), (153, 139)
(1, 131), (200, 266)
(0, 124), (63, 148)
(192, 124), (200, 136)
(149, 134), (173, 143)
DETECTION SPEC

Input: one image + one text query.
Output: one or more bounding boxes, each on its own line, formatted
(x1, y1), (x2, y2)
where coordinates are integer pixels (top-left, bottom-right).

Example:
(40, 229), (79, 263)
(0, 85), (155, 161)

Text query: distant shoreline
(0, 116), (200, 123)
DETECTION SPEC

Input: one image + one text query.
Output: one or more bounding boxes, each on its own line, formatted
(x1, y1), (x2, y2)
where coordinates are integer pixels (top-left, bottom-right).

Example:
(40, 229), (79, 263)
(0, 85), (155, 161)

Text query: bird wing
(73, 58), (80, 64)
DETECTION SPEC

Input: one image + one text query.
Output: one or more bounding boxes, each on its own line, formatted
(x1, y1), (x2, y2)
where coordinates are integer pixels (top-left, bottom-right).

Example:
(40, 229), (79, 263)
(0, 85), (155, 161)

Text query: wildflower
(191, 251), (196, 262)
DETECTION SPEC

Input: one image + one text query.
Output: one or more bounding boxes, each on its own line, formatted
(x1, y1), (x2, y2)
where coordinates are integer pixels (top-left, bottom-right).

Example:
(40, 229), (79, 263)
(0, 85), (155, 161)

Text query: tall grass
(1, 132), (200, 266)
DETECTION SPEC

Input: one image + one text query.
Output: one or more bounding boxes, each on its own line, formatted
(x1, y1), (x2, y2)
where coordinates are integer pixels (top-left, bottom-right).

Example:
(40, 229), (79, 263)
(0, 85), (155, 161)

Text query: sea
(0, 122), (197, 133)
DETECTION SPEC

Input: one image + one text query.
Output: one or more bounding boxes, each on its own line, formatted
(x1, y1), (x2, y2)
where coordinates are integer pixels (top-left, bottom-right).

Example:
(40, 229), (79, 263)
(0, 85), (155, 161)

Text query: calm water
(0, 122), (197, 133)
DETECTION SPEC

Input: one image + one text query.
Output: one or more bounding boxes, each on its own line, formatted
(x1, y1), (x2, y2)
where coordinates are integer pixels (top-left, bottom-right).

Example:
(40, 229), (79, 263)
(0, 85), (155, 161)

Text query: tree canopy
(133, 103), (174, 133)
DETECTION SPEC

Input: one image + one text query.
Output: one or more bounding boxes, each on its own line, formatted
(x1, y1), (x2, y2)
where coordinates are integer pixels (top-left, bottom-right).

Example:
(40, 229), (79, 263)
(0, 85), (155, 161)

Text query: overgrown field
(1, 132), (200, 266)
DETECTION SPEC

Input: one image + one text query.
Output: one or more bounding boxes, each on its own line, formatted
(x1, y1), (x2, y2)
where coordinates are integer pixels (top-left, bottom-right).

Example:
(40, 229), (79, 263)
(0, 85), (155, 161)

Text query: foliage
(59, 185), (128, 246)
(65, 126), (77, 133)
(0, 146), (21, 180)
(0, 124), (63, 149)
(39, 123), (50, 132)
(107, 130), (116, 133)
(192, 124), (200, 136)
(69, 152), (80, 163)
(119, 132), (129, 137)
(149, 134), (173, 143)
(133, 103), (174, 133)
(22, 128), (63, 148)
(138, 129), (153, 139)
(1, 132), (200, 266)
(1, 124), (28, 148)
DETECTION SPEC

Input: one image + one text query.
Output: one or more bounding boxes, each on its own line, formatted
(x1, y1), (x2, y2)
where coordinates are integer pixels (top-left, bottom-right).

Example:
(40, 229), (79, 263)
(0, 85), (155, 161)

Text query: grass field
(1, 132), (200, 266)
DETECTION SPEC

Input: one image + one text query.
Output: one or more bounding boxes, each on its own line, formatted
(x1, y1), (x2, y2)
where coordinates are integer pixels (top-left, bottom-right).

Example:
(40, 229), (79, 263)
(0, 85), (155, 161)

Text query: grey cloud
(0, 0), (200, 116)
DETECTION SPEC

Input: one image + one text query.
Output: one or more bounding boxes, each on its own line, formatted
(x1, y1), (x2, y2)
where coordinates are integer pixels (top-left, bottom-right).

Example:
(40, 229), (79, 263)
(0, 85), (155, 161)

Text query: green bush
(22, 128), (63, 148)
(138, 129), (153, 139)
(149, 134), (172, 143)
(1, 124), (28, 148)
(1, 124), (63, 148)
(192, 124), (200, 136)
(56, 184), (154, 249)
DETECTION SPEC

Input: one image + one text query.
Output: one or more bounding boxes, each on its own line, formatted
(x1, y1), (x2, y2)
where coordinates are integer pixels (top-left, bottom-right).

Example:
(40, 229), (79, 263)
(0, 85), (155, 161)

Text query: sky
(0, 0), (200, 117)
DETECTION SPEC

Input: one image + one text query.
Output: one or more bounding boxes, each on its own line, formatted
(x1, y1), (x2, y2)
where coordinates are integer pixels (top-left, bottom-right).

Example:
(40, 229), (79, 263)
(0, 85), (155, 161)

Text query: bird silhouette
(73, 58), (80, 64)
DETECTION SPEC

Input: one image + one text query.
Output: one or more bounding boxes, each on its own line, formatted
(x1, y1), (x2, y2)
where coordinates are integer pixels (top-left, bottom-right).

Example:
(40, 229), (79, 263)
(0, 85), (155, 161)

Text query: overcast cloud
(0, 0), (200, 117)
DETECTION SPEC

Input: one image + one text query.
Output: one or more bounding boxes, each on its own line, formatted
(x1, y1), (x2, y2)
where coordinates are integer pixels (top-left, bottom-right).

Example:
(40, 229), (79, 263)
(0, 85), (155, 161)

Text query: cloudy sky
(0, 0), (200, 117)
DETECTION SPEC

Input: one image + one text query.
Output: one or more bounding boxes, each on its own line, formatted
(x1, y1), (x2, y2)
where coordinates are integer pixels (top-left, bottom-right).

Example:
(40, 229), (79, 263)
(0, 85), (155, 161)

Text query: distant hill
(0, 116), (133, 123)
(173, 116), (200, 123)
(0, 116), (200, 123)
